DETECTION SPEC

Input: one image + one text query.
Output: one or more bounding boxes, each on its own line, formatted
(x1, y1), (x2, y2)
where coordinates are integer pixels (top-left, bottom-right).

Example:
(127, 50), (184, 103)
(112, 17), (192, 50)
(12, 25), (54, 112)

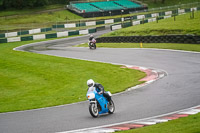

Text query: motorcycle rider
(88, 35), (96, 47)
(89, 34), (94, 41)
(87, 79), (111, 101)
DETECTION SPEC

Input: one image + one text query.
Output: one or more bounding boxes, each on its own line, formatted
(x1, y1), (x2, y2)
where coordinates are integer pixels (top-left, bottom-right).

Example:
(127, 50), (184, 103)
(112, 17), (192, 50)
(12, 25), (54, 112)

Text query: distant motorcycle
(88, 38), (96, 49)
(86, 86), (115, 117)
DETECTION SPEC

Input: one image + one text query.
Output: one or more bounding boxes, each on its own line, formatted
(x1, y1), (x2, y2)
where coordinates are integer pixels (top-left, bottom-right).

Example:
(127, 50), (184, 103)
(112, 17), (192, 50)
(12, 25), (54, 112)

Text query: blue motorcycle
(86, 87), (115, 117)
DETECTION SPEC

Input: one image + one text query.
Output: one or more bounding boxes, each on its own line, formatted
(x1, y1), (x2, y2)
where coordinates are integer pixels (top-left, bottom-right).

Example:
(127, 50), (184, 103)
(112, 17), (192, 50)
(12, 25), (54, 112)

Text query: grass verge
(102, 11), (200, 36)
(119, 113), (200, 133)
(0, 39), (146, 113)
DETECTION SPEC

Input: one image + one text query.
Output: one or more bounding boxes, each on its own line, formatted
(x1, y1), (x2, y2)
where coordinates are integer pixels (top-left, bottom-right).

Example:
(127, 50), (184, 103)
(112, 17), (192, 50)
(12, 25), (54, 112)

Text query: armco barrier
(21, 36), (33, 41)
(0, 28), (52, 39)
(46, 33), (57, 39)
(88, 28), (97, 33)
(53, 7), (199, 30)
(1, 6), (199, 39)
(0, 28), (97, 43)
(96, 35), (200, 44)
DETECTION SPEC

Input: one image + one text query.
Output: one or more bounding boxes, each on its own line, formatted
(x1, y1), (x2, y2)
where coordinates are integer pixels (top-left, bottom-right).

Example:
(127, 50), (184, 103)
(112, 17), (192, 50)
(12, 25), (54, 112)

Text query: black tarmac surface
(1, 30), (200, 133)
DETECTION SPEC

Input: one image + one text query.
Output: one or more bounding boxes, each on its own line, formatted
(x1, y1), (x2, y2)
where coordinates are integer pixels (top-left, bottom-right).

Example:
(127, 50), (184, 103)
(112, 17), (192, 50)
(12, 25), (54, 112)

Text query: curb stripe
(59, 105), (200, 133)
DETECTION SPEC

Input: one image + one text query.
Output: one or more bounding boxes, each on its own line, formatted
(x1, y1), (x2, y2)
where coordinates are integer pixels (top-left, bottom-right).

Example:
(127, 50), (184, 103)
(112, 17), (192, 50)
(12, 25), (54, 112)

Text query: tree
(2, 0), (69, 9)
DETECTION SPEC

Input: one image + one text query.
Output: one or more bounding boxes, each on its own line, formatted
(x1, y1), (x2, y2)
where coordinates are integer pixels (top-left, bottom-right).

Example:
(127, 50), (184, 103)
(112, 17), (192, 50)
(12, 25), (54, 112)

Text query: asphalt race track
(1, 30), (200, 133)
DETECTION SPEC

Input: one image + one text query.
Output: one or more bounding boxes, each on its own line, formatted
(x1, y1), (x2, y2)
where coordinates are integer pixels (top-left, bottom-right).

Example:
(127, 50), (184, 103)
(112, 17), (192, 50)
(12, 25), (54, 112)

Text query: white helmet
(90, 34), (93, 37)
(87, 79), (95, 87)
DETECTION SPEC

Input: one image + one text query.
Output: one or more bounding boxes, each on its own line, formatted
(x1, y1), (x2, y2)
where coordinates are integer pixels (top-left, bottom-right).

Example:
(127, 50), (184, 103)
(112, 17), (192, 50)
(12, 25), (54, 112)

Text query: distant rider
(87, 79), (111, 101)
(89, 34), (94, 41)
(88, 35), (96, 47)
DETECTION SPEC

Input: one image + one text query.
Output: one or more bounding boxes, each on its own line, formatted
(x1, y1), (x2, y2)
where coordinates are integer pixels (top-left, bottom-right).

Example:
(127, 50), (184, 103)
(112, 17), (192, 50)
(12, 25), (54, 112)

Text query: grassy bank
(1, 0), (199, 32)
(76, 43), (200, 52)
(143, 0), (200, 8)
(119, 113), (200, 133)
(0, 9), (82, 32)
(102, 11), (200, 36)
(0, 39), (145, 113)
(0, 4), (64, 17)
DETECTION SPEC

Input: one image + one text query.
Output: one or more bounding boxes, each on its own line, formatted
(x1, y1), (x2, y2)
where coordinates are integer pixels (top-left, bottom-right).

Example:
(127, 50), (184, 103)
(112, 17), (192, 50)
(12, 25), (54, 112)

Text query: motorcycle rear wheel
(89, 103), (99, 117)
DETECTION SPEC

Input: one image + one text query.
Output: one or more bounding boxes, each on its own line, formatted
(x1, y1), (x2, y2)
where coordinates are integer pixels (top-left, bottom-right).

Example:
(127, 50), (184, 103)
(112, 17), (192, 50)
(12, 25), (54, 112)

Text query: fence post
(156, 16), (159, 23)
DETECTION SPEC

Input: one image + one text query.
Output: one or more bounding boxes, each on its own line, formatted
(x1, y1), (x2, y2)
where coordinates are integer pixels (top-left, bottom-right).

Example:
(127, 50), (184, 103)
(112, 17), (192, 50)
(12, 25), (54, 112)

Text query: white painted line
(58, 128), (117, 133)
(133, 121), (157, 125)
(125, 65), (134, 68)
(191, 109), (200, 112)
(139, 67), (148, 70)
(87, 128), (116, 133)
(147, 119), (169, 123)
(152, 70), (157, 73)
(146, 80), (155, 84)
(55, 105), (200, 133)
(178, 110), (199, 115)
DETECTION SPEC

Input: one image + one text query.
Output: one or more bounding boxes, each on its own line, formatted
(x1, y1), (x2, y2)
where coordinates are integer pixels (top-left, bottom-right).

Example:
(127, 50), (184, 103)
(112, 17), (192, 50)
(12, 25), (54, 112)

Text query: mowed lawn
(102, 11), (200, 36)
(0, 10), (82, 31)
(0, 39), (146, 113)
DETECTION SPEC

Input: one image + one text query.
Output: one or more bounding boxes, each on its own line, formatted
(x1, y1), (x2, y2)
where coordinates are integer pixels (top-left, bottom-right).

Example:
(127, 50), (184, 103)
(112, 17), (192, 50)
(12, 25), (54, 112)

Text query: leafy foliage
(1, 0), (69, 9)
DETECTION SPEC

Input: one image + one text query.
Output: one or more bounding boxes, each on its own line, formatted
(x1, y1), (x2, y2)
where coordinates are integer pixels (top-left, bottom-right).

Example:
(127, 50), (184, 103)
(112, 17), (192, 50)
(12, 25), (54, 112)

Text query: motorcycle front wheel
(108, 100), (115, 114)
(93, 44), (96, 49)
(89, 103), (99, 117)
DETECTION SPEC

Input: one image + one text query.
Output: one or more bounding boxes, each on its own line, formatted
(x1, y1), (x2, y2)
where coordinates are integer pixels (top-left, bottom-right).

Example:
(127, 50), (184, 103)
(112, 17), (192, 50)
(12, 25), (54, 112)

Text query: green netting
(52, 25), (65, 28)
(18, 31), (29, 36)
(76, 22), (86, 27)
(41, 28), (52, 32)
(0, 33), (5, 38)
(45, 33), (57, 39)
(122, 22), (132, 28)
(114, 18), (122, 22)
(89, 28), (96, 33)
(132, 16), (137, 20)
(21, 36), (33, 41)
(0, 38), (7, 43)
(145, 14), (152, 18)
(68, 31), (79, 36)
(96, 20), (105, 25)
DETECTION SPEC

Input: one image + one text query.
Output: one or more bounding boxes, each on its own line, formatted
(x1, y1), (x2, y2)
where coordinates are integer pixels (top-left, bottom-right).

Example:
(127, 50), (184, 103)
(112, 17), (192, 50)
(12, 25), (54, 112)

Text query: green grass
(0, 10), (82, 32)
(0, 0), (199, 32)
(0, 4), (64, 17)
(76, 43), (200, 52)
(0, 39), (146, 113)
(119, 113), (200, 133)
(102, 11), (200, 37)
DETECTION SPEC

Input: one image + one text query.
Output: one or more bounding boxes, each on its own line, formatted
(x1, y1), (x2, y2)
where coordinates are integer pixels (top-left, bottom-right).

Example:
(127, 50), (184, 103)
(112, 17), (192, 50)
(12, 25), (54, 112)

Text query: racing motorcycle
(86, 86), (115, 117)
(88, 38), (96, 49)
